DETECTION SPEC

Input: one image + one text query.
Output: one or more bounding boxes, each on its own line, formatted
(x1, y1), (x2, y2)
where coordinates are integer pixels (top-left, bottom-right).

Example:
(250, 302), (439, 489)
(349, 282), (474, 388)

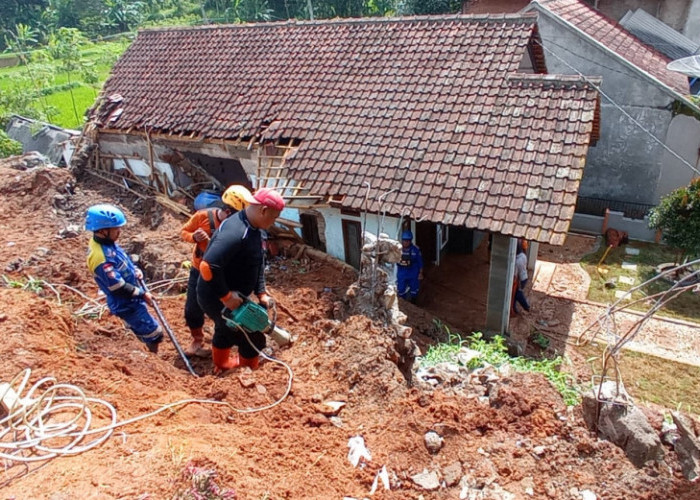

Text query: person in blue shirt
(396, 230), (423, 303)
(85, 204), (163, 353)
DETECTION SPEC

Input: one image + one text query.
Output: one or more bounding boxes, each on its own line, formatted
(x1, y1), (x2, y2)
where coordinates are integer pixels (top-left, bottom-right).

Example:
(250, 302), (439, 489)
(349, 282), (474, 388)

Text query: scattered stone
(237, 373), (255, 388)
(580, 490), (597, 500)
(305, 414), (329, 427)
(424, 430), (444, 454)
(672, 412), (700, 481)
(521, 476), (535, 496)
(317, 401), (345, 416)
(544, 482), (557, 498)
(457, 347), (481, 366)
(58, 225), (81, 239)
(582, 382), (664, 467)
(624, 247), (640, 255)
(660, 420), (680, 447)
(621, 262), (637, 271)
(411, 469), (440, 490)
(442, 462), (462, 487)
(255, 384), (267, 395)
(618, 276), (635, 285)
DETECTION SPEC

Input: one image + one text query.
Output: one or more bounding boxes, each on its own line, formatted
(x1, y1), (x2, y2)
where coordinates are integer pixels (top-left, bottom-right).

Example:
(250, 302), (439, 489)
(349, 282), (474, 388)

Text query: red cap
(251, 187), (285, 211)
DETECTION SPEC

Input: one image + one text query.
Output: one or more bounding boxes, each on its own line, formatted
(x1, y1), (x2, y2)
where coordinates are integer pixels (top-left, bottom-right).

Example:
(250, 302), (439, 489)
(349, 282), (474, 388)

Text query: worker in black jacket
(197, 187), (285, 373)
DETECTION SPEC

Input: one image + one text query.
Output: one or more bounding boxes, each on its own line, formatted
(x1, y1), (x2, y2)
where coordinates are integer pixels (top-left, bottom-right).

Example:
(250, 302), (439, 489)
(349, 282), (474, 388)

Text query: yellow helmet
(221, 184), (255, 211)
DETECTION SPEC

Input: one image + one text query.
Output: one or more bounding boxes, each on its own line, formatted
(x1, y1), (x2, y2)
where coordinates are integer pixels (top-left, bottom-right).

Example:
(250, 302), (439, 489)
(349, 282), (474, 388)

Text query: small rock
(544, 482), (557, 498)
(521, 476), (535, 496)
(256, 384), (267, 395)
(580, 490), (597, 500)
(305, 414), (329, 427)
(317, 401), (345, 416)
(533, 446), (547, 456)
(442, 462), (462, 487)
(424, 430), (444, 454)
(237, 374), (255, 388)
(411, 470), (440, 490)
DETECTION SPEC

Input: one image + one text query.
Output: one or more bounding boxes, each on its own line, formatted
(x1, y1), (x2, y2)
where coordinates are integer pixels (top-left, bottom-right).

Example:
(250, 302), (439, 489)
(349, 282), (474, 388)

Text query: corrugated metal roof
(619, 8), (699, 61)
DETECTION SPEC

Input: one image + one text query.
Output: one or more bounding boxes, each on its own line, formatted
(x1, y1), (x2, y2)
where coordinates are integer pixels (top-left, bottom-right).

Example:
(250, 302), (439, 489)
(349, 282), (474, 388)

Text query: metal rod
(140, 279), (198, 377)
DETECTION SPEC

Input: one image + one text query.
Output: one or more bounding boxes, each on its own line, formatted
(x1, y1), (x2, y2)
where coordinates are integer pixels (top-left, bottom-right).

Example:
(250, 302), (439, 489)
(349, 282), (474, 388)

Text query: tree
(397, 0), (460, 15)
(0, 130), (23, 158)
(0, 0), (48, 51)
(48, 27), (88, 125)
(649, 178), (700, 260)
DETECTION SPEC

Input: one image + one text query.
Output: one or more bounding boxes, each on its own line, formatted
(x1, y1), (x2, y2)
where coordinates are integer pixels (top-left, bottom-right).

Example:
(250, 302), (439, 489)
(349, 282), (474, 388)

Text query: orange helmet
(221, 185), (255, 211)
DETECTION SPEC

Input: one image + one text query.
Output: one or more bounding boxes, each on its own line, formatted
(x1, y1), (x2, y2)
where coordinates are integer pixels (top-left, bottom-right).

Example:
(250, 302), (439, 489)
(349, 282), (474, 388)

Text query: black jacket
(197, 210), (265, 302)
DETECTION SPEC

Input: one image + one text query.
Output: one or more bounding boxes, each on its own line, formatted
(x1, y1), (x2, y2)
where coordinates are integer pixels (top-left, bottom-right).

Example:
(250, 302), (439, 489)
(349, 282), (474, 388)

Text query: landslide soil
(0, 160), (697, 499)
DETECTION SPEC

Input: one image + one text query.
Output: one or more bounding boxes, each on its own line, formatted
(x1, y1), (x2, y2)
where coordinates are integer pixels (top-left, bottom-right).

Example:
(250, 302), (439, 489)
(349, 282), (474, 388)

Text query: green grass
(580, 240), (700, 323)
(0, 40), (129, 128)
(578, 343), (700, 415)
(420, 324), (580, 406)
(44, 84), (100, 128)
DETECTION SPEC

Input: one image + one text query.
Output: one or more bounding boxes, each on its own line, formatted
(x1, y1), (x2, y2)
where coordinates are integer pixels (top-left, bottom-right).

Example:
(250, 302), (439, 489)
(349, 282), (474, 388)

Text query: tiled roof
(94, 15), (600, 245)
(532, 0), (689, 94)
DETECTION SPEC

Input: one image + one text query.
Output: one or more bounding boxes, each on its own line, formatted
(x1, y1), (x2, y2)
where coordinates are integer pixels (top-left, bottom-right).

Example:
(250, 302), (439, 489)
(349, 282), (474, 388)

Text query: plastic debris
(369, 465), (390, 494)
(347, 435), (371, 467)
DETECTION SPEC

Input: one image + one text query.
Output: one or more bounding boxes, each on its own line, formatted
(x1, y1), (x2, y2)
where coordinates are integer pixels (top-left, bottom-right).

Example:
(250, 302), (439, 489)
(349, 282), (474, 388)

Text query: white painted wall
(317, 207), (403, 262)
(686, 0), (700, 42)
(656, 114), (700, 201)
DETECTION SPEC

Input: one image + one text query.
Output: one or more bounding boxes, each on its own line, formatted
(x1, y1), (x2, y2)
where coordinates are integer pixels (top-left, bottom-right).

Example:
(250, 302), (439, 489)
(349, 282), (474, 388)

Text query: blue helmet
(401, 230), (413, 241)
(85, 204), (127, 231)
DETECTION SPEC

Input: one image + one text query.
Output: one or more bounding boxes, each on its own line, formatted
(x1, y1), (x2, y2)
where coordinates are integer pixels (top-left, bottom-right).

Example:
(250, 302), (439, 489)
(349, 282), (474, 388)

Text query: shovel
(139, 279), (198, 377)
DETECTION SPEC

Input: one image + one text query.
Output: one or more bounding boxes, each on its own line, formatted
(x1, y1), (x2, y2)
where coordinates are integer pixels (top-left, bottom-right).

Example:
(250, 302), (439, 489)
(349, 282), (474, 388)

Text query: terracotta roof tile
(535, 0), (688, 93)
(94, 14), (599, 245)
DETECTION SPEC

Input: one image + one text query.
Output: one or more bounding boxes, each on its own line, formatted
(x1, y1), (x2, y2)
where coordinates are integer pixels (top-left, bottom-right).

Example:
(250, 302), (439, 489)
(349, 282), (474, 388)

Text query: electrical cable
(1, 360), (293, 465)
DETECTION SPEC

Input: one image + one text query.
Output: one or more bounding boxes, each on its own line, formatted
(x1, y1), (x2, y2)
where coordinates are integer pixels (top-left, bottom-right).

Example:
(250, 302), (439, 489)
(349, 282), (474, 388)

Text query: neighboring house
(592, 0), (700, 45)
(526, 0), (700, 237)
(619, 8), (700, 61)
(88, 14), (601, 334)
(6, 115), (79, 166)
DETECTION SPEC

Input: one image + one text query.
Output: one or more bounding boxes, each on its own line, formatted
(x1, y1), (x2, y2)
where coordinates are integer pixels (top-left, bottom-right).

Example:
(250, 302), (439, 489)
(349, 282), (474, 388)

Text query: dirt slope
(0, 160), (697, 499)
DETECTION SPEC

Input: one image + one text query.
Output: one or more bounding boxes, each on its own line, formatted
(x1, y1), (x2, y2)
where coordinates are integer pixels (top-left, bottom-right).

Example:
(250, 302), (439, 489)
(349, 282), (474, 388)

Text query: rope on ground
(1, 363), (293, 468)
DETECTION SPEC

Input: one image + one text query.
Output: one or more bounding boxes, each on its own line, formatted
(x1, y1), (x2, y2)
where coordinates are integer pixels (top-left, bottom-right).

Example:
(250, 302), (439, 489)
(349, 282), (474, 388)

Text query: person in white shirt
(513, 242), (530, 313)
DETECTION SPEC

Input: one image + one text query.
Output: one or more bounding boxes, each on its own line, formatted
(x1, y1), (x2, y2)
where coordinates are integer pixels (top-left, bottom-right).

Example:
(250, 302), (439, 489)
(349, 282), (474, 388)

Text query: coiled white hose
(1, 361), (293, 465)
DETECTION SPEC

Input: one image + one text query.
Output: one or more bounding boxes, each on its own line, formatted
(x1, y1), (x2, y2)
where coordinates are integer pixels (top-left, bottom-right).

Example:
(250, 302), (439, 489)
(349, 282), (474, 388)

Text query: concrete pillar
(486, 234), (516, 335)
(527, 241), (539, 272)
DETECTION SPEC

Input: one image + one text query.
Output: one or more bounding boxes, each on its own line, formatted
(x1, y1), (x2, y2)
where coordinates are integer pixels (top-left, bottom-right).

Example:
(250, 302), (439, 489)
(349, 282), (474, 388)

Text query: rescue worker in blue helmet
(396, 229), (423, 303)
(85, 204), (163, 353)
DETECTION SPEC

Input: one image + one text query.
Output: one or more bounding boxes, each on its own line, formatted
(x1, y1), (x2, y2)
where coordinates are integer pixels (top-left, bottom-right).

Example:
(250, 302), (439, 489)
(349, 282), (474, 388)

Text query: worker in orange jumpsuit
(180, 185), (255, 356)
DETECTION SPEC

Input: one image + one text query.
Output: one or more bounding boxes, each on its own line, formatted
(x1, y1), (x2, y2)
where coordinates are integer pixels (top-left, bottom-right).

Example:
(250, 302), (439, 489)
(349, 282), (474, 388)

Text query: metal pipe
(140, 279), (198, 377)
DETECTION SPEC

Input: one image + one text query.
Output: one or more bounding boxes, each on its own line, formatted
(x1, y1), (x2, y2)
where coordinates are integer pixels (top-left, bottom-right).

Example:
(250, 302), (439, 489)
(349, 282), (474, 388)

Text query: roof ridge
(508, 72), (602, 88)
(138, 12), (537, 33)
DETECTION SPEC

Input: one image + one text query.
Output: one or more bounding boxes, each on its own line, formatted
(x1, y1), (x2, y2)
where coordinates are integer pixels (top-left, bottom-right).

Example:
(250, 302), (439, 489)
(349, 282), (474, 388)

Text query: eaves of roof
(527, 0), (700, 116)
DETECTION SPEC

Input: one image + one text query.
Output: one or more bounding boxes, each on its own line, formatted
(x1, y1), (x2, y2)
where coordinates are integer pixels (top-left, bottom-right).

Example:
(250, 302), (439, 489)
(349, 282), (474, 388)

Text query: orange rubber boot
(211, 347), (241, 374)
(239, 355), (260, 370)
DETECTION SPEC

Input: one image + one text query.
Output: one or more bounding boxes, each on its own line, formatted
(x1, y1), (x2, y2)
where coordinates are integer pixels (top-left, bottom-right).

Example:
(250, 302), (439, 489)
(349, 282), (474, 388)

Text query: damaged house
(87, 14), (601, 334)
